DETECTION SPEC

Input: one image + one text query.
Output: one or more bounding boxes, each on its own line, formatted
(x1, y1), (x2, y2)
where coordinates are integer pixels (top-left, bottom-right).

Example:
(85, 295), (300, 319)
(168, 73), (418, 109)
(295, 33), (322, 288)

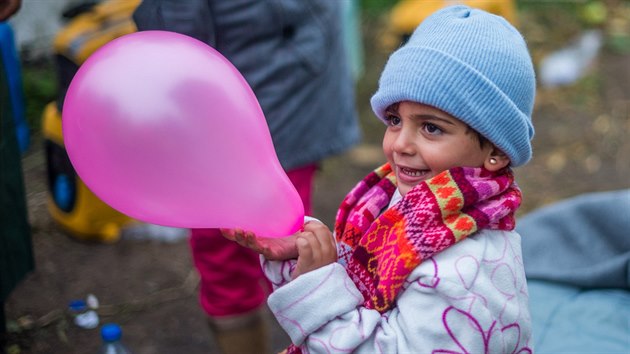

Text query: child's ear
(484, 148), (510, 171)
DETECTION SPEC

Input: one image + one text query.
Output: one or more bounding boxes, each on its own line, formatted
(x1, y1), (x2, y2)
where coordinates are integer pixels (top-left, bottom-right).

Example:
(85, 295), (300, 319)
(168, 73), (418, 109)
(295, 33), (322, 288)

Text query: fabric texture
(518, 189), (630, 288)
(370, 5), (536, 166)
(527, 280), (629, 353)
(133, 0), (361, 171)
(190, 228), (270, 317)
(335, 163), (522, 313)
(517, 190), (630, 352)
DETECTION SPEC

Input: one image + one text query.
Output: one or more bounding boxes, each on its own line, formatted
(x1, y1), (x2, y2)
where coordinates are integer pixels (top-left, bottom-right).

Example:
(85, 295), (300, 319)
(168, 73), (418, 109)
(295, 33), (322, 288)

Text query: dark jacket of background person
(133, 0), (361, 171)
(0, 27), (34, 319)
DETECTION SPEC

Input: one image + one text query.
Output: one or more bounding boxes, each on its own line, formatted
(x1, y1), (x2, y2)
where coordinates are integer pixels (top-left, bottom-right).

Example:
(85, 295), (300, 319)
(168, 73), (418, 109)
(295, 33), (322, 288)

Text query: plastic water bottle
(99, 323), (132, 354)
(68, 299), (99, 329)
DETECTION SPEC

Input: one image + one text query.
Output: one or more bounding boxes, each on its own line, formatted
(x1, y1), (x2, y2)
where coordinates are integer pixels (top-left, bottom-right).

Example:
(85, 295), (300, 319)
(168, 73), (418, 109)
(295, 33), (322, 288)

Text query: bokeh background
(3, 0), (629, 353)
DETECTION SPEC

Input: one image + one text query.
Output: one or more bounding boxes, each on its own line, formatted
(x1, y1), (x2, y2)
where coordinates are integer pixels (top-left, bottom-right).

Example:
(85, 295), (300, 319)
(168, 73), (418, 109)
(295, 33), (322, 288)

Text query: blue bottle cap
(101, 323), (122, 342)
(68, 299), (87, 312)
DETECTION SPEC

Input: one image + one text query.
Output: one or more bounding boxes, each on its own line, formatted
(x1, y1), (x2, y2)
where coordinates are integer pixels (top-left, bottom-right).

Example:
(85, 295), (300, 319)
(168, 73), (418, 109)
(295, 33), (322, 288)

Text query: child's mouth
(398, 166), (430, 181)
(401, 167), (424, 177)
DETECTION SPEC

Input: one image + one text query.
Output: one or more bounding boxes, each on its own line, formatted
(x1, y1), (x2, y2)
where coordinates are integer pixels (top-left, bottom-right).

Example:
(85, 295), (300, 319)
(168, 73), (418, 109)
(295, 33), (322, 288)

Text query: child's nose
(393, 129), (416, 155)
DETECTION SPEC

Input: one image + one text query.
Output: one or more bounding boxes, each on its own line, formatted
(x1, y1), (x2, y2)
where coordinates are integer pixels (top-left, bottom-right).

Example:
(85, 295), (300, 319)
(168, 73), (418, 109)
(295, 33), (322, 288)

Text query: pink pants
(189, 164), (317, 317)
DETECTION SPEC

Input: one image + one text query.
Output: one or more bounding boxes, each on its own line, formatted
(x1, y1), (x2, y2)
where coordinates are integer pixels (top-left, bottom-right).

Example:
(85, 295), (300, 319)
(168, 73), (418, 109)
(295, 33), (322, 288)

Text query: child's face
(383, 101), (494, 196)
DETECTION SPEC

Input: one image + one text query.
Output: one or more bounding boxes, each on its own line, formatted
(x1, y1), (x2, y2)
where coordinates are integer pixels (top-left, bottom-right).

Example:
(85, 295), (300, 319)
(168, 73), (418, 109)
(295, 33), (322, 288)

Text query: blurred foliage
(519, 0), (630, 57)
(606, 0), (630, 53)
(21, 58), (56, 133)
(360, 0), (397, 16)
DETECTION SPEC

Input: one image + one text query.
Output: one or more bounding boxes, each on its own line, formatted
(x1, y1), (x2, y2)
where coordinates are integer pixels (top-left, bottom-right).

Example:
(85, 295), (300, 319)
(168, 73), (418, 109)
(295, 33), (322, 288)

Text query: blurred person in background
(133, 1), (361, 353)
(0, 0), (19, 20)
(0, 0), (34, 348)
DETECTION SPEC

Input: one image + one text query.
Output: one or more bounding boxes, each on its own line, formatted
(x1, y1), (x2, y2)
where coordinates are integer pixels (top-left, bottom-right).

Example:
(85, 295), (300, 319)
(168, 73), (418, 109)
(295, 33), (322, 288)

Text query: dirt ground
(4, 6), (630, 354)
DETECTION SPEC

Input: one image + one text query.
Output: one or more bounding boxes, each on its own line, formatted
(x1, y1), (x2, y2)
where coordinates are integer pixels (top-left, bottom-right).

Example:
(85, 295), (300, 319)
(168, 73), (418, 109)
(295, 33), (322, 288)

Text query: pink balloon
(62, 31), (304, 237)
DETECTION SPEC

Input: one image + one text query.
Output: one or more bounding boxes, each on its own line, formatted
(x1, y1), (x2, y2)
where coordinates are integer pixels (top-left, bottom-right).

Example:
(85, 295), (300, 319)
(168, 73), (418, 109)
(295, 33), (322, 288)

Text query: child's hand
(292, 221), (337, 279)
(221, 228), (298, 260)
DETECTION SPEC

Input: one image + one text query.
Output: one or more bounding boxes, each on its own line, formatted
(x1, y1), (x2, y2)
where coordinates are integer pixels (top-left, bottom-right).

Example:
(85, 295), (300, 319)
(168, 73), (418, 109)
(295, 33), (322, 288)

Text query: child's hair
(371, 5), (536, 167)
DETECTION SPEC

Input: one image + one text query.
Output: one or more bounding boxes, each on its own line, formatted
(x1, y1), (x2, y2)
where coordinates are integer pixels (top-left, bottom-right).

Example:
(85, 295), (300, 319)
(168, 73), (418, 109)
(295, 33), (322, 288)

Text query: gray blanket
(517, 189), (630, 289)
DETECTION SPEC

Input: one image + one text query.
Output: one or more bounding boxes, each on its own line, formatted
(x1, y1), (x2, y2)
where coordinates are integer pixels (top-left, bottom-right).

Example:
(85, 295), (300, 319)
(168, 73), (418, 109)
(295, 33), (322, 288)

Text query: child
(225, 5), (535, 353)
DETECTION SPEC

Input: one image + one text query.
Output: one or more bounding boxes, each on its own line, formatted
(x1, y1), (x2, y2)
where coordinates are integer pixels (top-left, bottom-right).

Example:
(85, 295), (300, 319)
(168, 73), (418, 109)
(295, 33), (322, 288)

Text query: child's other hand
(292, 221), (337, 279)
(221, 228), (298, 260)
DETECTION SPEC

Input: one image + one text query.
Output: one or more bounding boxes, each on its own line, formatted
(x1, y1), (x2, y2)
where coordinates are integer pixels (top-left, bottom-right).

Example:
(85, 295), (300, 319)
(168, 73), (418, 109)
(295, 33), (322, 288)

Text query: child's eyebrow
(384, 107), (398, 115)
(410, 114), (456, 126)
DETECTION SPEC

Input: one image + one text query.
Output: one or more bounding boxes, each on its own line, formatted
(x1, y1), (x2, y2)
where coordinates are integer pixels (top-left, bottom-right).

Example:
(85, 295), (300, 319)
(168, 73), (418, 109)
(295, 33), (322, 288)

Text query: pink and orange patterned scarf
(335, 163), (522, 313)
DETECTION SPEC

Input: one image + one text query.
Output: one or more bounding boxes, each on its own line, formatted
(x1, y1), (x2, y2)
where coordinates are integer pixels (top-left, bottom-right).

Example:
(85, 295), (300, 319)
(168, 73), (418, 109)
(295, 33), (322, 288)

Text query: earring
(489, 158), (498, 165)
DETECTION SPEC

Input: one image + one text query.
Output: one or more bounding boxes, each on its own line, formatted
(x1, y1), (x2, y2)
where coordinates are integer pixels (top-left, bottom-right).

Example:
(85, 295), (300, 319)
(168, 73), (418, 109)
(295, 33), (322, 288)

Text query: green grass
(360, 0), (396, 16)
(21, 58), (57, 134)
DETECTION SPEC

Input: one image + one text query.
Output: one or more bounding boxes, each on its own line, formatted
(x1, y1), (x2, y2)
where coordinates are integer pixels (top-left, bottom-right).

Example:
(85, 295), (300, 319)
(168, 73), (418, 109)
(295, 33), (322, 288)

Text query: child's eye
(423, 122), (443, 135)
(385, 115), (401, 126)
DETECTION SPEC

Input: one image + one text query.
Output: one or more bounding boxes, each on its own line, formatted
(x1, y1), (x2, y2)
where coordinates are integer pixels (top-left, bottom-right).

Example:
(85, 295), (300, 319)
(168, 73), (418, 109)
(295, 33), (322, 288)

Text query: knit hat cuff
(371, 46), (534, 166)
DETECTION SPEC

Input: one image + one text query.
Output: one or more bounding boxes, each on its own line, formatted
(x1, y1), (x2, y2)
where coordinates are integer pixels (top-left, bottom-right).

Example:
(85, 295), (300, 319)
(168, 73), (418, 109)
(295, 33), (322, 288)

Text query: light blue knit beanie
(371, 5), (536, 166)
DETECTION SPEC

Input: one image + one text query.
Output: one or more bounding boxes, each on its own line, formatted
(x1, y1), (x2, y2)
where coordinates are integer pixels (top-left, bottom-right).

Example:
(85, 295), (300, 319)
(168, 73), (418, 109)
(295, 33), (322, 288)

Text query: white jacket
(263, 228), (533, 353)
